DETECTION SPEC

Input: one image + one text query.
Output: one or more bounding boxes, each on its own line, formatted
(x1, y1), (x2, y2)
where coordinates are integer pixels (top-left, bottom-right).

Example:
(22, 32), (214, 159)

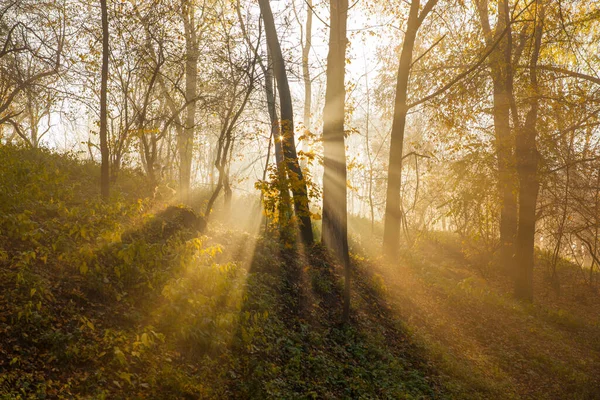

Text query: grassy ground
(355, 232), (600, 399)
(1, 145), (598, 399)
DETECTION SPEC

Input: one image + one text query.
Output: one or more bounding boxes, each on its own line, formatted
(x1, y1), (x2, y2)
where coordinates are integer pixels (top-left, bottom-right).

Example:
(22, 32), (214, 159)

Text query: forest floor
(0, 146), (441, 399)
(1, 146), (599, 399)
(352, 231), (600, 399)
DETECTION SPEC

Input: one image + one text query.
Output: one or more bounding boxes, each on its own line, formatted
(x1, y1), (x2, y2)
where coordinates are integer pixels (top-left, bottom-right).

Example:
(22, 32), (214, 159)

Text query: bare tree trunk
(300, 0), (313, 169)
(382, 0), (421, 258)
(322, 0), (350, 322)
(223, 173), (232, 211)
(264, 45), (284, 166)
(99, 0), (110, 199)
(180, 1), (199, 204)
(302, 0), (312, 135)
(365, 68), (375, 234)
(138, 45), (162, 185)
(258, 0), (314, 246)
(515, 1), (544, 301)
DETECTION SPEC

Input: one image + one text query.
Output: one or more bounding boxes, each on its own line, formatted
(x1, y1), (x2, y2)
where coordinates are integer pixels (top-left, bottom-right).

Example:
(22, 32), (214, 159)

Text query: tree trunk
(302, 0), (312, 133)
(180, 2), (199, 204)
(300, 0), (313, 169)
(322, 0), (350, 321)
(475, 0), (518, 269)
(515, 1), (544, 301)
(258, 0), (314, 246)
(264, 45), (284, 166)
(264, 47), (291, 225)
(382, 0), (421, 258)
(224, 173), (232, 213)
(362, 57), (376, 234)
(493, 78), (518, 270)
(99, 0), (110, 199)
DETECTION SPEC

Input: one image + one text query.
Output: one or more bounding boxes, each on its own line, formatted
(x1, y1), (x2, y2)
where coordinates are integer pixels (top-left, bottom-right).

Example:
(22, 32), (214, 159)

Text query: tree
(204, 6), (260, 221)
(18, 87), (54, 148)
(301, 0), (312, 140)
(474, 0), (518, 269)
(235, 0), (283, 165)
(322, 0), (350, 321)
(100, 0), (110, 199)
(292, 0), (313, 169)
(382, 0), (438, 258)
(179, 0), (201, 203)
(514, 0), (545, 301)
(258, 0), (314, 246)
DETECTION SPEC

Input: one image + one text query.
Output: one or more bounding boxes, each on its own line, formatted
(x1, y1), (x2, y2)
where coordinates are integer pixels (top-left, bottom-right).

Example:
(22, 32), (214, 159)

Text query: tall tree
(258, 0), (314, 246)
(99, 0), (110, 199)
(180, 0), (200, 204)
(302, 0), (313, 141)
(475, 0), (518, 269)
(322, 0), (350, 321)
(292, 0), (313, 168)
(382, 0), (437, 257)
(515, 0), (545, 301)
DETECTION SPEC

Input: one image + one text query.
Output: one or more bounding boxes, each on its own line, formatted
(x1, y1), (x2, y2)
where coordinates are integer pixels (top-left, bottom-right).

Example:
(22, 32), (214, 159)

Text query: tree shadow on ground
(225, 234), (446, 399)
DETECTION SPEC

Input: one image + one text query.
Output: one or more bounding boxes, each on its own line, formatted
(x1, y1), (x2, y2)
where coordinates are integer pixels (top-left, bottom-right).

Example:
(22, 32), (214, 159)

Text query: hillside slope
(352, 231), (600, 399)
(0, 146), (442, 399)
(1, 146), (598, 399)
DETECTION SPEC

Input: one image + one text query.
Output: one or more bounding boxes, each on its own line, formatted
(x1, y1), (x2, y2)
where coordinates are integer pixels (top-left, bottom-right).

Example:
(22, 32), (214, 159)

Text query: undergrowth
(0, 145), (442, 399)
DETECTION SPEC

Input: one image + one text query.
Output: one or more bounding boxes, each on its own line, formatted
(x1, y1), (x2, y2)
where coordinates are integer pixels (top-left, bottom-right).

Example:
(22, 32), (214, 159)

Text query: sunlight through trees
(1, 0), (600, 397)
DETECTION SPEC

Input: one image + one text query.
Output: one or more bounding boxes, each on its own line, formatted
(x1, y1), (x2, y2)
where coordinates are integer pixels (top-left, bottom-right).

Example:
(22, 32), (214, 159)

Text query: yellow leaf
(119, 372), (132, 385)
(114, 347), (127, 365)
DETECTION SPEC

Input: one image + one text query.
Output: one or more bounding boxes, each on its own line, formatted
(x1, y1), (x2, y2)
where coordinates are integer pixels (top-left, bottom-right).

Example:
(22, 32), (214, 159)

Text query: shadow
(55, 205), (209, 332)
(223, 233), (445, 399)
(121, 205), (206, 244)
(61, 204), (447, 398)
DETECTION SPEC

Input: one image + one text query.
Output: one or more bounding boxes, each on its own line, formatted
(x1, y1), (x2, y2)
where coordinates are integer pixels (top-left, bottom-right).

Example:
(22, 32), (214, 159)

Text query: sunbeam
(3, 0), (600, 397)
